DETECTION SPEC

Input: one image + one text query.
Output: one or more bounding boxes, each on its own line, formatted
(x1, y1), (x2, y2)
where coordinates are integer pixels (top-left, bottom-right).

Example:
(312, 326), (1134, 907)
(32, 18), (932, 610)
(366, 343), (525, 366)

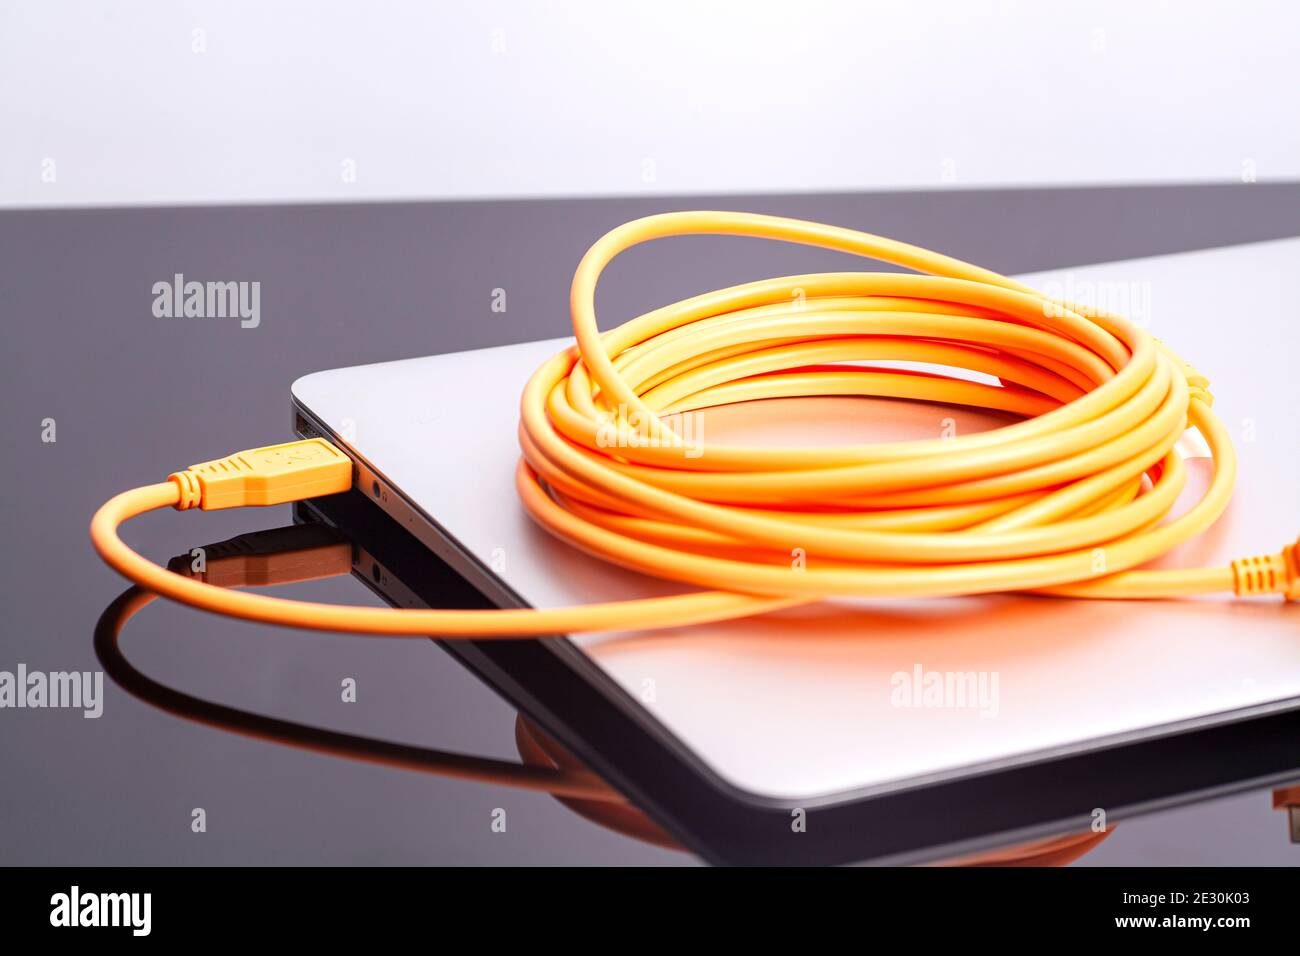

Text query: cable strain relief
(168, 469), (202, 511)
(1231, 538), (1300, 600)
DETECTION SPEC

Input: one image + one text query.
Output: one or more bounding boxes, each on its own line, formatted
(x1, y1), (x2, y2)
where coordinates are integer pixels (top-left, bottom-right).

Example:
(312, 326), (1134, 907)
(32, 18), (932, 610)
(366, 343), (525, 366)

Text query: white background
(2, 0), (1297, 207)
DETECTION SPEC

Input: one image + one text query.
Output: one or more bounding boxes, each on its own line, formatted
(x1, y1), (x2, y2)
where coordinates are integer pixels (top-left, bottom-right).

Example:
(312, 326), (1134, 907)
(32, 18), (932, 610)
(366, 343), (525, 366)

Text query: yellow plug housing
(1231, 536), (1300, 600)
(168, 438), (353, 511)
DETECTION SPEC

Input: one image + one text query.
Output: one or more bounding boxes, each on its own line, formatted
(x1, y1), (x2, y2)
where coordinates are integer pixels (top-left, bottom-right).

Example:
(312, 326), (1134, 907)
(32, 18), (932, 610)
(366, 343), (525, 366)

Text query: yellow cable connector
(1232, 537), (1300, 600)
(168, 439), (352, 511)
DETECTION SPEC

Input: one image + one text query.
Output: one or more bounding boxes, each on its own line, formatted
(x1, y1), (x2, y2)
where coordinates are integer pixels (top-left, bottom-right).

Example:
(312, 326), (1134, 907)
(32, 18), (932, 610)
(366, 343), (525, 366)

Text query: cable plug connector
(1231, 536), (1300, 600)
(168, 438), (352, 511)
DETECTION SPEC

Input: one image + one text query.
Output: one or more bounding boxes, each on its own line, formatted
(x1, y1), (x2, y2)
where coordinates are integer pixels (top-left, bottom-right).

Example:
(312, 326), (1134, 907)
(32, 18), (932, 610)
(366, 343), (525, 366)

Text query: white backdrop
(2, 0), (1297, 207)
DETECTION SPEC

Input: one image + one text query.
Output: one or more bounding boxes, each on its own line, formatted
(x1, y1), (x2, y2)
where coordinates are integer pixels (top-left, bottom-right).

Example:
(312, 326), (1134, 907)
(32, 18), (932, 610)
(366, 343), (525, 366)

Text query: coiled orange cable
(91, 211), (1299, 635)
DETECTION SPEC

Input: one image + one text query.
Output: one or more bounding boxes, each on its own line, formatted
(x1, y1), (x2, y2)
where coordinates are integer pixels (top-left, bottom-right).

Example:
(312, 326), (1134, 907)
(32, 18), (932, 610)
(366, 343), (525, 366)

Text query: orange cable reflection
(95, 578), (1112, 865)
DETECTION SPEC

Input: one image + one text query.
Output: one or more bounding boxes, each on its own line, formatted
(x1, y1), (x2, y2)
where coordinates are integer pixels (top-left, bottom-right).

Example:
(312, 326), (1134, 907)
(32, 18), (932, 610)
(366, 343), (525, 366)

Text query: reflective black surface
(3, 185), (1300, 864)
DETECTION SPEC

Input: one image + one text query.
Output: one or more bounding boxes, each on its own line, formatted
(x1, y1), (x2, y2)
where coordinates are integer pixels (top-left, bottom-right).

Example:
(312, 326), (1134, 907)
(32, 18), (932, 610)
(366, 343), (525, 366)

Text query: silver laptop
(290, 238), (1300, 864)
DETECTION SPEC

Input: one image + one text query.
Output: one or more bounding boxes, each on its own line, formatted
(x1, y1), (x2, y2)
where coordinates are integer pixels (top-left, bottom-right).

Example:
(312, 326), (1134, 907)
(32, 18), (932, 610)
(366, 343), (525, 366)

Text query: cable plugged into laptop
(89, 211), (1300, 637)
(168, 439), (352, 511)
